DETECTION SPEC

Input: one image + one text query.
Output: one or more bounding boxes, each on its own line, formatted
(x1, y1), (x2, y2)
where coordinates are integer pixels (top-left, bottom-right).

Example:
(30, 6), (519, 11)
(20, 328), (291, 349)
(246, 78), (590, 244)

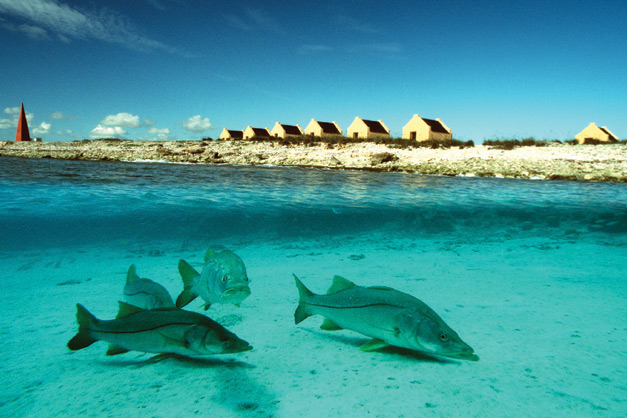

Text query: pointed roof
(227, 130), (243, 138)
(422, 118), (449, 134)
(317, 121), (342, 134)
(16, 103), (31, 142)
(361, 119), (388, 134)
(280, 124), (302, 135)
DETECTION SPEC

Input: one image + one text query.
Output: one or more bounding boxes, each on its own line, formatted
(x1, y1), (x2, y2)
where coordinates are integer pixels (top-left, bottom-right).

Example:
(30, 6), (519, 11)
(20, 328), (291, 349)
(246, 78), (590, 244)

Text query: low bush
(254, 135), (473, 149)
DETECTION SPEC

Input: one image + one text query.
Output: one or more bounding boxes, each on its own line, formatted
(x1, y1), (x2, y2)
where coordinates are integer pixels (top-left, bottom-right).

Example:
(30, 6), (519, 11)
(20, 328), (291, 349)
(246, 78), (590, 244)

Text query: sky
(0, 0), (625, 142)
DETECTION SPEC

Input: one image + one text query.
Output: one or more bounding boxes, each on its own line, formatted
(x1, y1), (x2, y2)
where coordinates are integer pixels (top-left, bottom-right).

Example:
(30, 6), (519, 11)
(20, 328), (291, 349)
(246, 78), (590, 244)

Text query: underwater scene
(0, 156), (625, 418)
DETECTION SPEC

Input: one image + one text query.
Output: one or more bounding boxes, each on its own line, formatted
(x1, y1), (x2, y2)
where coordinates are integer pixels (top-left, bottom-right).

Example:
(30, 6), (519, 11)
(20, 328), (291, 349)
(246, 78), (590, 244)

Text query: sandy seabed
(1, 230), (625, 418)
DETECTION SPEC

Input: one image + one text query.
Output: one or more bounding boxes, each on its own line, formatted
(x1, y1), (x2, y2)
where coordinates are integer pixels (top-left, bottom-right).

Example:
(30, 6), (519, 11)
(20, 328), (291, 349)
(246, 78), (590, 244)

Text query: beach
(1, 140), (626, 182)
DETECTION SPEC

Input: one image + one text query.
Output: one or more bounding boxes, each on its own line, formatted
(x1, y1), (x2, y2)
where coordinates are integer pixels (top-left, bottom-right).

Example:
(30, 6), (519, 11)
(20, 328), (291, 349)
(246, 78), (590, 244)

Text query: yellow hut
(270, 122), (303, 138)
(402, 114), (452, 141)
(574, 123), (618, 144)
(346, 117), (390, 139)
(219, 128), (244, 140)
(304, 119), (343, 137)
(243, 126), (271, 139)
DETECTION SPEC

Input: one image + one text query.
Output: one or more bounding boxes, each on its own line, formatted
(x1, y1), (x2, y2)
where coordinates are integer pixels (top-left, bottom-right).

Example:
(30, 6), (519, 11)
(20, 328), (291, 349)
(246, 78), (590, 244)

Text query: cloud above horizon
(0, 0), (183, 54)
(90, 124), (127, 139)
(0, 106), (35, 129)
(101, 112), (141, 128)
(32, 121), (51, 135)
(182, 115), (212, 132)
(148, 127), (170, 140)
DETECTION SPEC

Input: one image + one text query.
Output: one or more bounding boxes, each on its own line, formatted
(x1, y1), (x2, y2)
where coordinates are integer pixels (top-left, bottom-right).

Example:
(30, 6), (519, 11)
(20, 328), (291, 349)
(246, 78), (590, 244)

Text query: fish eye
(221, 275), (228, 283)
(439, 333), (449, 342)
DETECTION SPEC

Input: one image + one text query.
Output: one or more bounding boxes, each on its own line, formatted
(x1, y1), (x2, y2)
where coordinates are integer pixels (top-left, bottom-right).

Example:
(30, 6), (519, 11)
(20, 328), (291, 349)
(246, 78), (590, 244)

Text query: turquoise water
(0, 156), (625, 417)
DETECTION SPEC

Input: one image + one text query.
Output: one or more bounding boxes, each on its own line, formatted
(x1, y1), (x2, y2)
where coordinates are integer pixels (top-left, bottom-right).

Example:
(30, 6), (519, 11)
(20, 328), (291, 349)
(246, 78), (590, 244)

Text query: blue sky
(0, 0), (625, 142)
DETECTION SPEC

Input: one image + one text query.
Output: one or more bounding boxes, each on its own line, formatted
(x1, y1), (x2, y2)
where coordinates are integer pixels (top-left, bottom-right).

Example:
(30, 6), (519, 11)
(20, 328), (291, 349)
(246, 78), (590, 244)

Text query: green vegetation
(482, 138), (553, 149)
(484, 137), (625, 148)
(249, 135), (474, 149)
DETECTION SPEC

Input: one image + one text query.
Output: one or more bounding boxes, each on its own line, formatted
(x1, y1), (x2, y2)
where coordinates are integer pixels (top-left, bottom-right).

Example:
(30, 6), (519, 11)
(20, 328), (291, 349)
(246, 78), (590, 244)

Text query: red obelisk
(16, 103), (32, 142)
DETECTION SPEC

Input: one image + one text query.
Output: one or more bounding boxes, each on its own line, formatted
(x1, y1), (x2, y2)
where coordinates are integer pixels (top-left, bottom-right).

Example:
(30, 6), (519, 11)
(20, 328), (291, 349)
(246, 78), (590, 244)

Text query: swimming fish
(294, 274), (478, 361)
(68, 302), (252, 356)
(176, 249), (251, 309)
(123, 264), (175, 309)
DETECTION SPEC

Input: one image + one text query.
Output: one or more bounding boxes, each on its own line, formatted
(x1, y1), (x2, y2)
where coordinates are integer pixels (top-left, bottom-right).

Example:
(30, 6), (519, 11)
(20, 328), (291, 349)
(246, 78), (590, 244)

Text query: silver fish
(294, 274), (478, 361)
(176, 249), (251, 309)
(68, 302), (252, 356)
(123, 264), (175, 309)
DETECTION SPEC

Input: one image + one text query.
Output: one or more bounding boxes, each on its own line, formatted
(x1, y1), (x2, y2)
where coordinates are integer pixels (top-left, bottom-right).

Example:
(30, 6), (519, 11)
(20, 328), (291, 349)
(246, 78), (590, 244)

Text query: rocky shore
(1, 139), (626, 182)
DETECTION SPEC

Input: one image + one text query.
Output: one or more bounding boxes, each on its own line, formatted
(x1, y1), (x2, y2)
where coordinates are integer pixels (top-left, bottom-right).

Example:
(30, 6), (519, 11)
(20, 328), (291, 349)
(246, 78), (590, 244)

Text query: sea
(0, 156), (625, 418)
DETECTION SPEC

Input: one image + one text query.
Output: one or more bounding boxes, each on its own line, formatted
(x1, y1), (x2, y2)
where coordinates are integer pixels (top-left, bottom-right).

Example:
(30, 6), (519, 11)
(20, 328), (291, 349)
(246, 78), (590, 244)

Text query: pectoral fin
(360, 339), (389, 352)
(320, 318), (343, 331)
(106, 344), (130, 356)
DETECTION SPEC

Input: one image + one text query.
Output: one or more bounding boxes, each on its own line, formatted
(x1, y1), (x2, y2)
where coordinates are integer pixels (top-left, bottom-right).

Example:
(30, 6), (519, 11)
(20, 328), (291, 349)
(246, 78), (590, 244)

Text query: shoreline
(1, 139), (626, 182)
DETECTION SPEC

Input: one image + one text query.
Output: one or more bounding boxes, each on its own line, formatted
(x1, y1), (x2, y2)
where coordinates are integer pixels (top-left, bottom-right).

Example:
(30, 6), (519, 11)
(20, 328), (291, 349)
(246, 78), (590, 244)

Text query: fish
(294, 274), (478, 361)
(176, 249), (251, 310)
(123, 264), (175, 309)
(67, 302), (252, 356)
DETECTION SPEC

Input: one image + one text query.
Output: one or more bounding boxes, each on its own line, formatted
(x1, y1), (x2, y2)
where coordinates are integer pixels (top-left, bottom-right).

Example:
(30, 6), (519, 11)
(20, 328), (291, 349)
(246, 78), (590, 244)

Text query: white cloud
(148, 127), (170, 140)
(0, 118), (14, 129)
(32, 121), (51, 135)
(3, 22), (49, 40)
(90, 124), (127, 138)
(51, 110), (75, 119)
(4, 106), (20, 115)
(143, 118), (155, 127)
(0, 0), (183, 54)
(101, 112), (140, 128)
(182, 115), (211, 132)
(0, 106), (34, 129)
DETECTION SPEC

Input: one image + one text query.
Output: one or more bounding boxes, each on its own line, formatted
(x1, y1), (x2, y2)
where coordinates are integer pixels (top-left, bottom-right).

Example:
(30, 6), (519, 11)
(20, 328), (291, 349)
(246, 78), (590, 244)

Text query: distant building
(33, 137), (43, 142)
(219, 128), (244, 140)
(243, 126), (271, 139)
(346, 117), (390, 139)
(402, 114), (452, 141)
(574, 123), (619, 144)
(270, 122), (303, 138)
(304, 119), (343, 137)
(16, 102), (31, 142)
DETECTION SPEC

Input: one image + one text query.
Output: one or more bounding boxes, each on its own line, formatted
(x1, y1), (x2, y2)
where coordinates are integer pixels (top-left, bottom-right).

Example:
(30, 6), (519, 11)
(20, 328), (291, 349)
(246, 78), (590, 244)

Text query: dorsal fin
(204, 248), (216, 263)
(126, 264), (140, 285)
(326, 275), (357, 294)
(116, 301), (144, 319)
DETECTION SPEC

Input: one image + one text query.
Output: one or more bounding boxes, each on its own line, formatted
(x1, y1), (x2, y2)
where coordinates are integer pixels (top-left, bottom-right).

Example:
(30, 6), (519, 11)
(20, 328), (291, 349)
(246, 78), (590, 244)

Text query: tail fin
(293, 274), (314, 324)
(176, 259), (200, 308)
(126, 264), (140, 285)
(67, 304), (98, 351)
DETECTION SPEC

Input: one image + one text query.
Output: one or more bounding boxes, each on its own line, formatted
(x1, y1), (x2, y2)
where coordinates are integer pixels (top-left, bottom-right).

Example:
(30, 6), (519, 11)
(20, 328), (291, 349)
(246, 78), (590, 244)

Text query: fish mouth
(441, 352), (480, 361)
(222, 286), (251, 302)
(223, 342), (253, 354)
